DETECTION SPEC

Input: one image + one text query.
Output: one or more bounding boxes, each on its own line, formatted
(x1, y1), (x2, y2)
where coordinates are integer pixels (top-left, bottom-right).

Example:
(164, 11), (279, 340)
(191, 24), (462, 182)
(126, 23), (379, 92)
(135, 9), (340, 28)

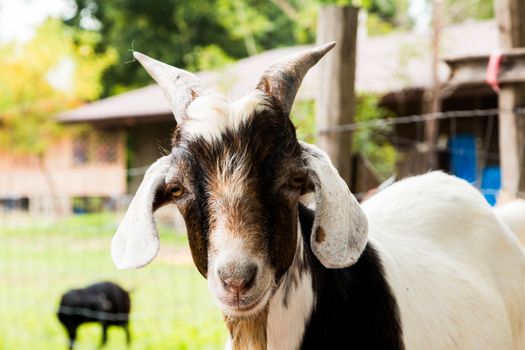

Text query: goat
(111, 43), (525, 349)
(495, 199), (525, 245)
(57, 281), (131, 350)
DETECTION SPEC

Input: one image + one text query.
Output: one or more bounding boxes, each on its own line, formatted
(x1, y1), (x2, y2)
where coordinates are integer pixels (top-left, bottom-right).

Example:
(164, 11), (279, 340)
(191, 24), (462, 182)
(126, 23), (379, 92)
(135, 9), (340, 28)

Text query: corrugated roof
(59, 20), (499, 123)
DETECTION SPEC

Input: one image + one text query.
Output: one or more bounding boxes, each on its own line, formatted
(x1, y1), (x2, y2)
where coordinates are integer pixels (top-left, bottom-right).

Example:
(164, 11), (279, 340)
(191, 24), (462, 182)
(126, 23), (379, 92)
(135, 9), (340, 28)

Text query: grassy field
(0, 213), (227, 350)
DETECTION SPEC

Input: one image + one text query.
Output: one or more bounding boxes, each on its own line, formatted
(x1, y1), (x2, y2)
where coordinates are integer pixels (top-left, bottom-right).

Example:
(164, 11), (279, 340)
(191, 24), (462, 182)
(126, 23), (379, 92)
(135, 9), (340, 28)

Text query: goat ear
(300, 142), (368, 268)
(111, 156), (171, 269)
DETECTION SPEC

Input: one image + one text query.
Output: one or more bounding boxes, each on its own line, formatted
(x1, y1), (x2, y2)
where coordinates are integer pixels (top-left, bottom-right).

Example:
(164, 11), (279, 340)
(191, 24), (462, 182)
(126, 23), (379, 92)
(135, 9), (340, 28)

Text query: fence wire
(57, 305), (130, 322)
(318, 107), (525, 134)
(0, 169), (225, 349)
(317, 107), (525, 201)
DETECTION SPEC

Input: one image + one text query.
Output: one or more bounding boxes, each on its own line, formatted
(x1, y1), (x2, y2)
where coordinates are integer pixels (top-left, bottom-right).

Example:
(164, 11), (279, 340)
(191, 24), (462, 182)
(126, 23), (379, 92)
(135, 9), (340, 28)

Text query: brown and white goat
(112, 44), (525, 350)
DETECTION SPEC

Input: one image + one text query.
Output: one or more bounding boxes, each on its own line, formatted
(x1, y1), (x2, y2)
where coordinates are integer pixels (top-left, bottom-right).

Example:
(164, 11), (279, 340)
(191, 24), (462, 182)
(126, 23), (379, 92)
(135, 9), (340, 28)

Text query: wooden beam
(316, 5), (359, 186)
(494, 0), (525, 202)
(445, 49), (525, 87)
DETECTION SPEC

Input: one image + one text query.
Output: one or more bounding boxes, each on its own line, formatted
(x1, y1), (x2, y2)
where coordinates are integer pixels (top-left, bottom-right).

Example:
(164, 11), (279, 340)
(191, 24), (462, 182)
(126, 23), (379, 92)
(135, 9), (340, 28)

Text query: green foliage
(66, 0), (251, 95)
(366, 13), (395, 35)
(64, 0), (497, 97)
(0, 113), (61, 157)
(262, 0), (404, 42)
(291, 100), (317, 143)
(0, 19), (115, 156)
(291, 95), (397, 180)
(353, 94), (397, 179)
(217, 0), (275, 55)
(444, 0), (494, 24)
(0, 214), (226, 349)
(64, 0), (414, 96)
(185, 44), (235, 72)
(355, 0), (411, 31)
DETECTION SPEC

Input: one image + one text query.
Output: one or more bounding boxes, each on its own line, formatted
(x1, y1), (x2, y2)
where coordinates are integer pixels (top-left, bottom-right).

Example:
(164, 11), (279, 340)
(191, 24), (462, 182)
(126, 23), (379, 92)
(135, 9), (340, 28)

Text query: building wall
(0, 127), (126, 212)
(127, 121), (174, 193)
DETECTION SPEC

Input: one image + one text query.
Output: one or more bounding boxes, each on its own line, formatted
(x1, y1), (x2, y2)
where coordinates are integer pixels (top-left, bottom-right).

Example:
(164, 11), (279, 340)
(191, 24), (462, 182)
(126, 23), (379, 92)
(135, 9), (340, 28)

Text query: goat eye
(289, 175), (305, 188)
(170, 184), (185, 198)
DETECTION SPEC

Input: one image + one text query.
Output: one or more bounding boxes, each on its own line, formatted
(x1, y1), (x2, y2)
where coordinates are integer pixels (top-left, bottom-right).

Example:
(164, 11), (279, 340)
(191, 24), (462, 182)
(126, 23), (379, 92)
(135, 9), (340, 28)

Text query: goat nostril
(218, 263), (258, 293)
(242, 264), (257, 290)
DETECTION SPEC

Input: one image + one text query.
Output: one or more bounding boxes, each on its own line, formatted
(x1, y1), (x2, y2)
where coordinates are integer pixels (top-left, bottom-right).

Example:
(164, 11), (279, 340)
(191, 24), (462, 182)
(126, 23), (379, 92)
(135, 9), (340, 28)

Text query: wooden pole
(424, 0), (443, 170)
(316, 5), (359, 186)
(495, 0), (525, 202)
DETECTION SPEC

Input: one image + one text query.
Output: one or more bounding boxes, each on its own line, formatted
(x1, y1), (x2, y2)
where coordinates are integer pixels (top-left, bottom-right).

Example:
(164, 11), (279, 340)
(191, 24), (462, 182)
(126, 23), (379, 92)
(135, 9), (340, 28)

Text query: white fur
(267, 231), (315, 350)
(224, 337), (232, 350)
(362, 172), (525, 349)
(495, 199), (525, 245)
(183, 91), (267, 142)
(259, 172), (525, 350)
(229, 91), (268, 129)
(185, 94), (230, 142)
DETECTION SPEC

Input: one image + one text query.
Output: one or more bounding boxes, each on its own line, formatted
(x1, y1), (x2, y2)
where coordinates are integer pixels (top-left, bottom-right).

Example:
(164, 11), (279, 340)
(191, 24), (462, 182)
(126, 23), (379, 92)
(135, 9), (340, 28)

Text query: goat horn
(256, 42), (336, 115)
(133, 51), (209, 124)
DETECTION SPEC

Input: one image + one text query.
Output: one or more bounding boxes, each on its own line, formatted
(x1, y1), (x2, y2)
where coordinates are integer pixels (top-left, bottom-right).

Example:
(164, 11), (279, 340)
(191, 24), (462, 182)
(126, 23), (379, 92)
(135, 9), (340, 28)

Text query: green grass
(0, 213), (227, 350)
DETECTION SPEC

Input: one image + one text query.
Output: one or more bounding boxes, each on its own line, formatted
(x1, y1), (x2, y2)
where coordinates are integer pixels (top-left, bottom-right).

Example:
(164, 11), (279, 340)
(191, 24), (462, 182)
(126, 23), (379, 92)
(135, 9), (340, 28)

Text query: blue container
(449, 134), (477, 183)
(480, 166), (501, 206)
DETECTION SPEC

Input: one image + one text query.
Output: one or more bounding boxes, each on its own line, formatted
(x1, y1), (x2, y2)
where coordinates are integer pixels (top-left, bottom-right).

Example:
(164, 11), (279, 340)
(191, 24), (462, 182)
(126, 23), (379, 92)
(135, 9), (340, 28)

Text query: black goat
(57, 281), (131, 350)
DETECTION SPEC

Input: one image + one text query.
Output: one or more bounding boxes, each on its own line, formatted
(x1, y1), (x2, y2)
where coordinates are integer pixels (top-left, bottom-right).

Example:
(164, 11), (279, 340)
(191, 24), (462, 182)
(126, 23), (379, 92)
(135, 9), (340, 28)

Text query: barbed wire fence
(0, 165), (224, 349)
(317, 107), (525, 200)
(319, 108), (525, 133)
(1, 107), (525, 349)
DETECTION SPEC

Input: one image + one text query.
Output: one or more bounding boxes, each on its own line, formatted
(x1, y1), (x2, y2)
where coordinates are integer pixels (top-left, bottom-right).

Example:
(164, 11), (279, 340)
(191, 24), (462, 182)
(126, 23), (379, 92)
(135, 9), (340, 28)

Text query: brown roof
(59, 20), (499, 123)
(57, 85), (170, 123)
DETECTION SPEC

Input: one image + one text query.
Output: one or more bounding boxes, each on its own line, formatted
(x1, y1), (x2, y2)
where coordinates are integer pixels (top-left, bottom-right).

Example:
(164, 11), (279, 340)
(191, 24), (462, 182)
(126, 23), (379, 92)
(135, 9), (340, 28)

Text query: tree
(65, 0), (298, 95)
(66, 0), (497, 97)
(0, 19), (115, 213)
(65, 0), (414, 96)
(0, 19), (115, 155)
(269, 0), (413, 36)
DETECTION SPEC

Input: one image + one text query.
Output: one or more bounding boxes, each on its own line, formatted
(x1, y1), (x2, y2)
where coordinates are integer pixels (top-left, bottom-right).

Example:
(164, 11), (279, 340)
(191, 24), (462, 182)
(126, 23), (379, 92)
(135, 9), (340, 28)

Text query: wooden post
(495, 0), (525, 202)
(316, 5), (359, 186)
(424, 0), (443, 170)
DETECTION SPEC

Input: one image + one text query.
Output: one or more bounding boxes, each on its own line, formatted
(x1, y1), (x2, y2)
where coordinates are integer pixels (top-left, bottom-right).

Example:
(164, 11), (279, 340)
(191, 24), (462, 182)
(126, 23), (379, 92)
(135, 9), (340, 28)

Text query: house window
(72, 129), (120, 165)
(0, 197), (29, 212)
(73, 133), (90, 165)
(96, 130), (119, 163)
